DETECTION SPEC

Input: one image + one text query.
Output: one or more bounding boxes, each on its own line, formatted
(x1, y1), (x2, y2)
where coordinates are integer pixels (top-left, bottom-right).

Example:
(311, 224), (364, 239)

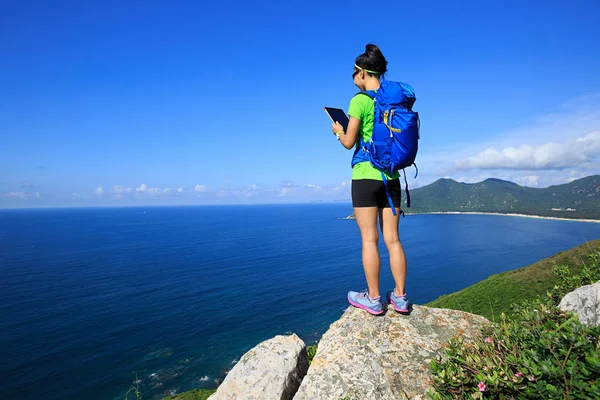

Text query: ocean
(1, 204), (600, 400)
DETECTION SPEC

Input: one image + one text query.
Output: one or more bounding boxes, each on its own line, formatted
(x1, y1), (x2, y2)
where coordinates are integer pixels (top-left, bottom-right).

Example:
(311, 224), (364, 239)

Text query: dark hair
(355, 44), (388, 78)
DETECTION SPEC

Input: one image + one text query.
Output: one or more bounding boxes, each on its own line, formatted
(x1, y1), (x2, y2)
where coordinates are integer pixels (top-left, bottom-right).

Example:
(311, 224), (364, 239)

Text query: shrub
(306, 345), (317, 366)
(162, 389), (216, 400)
(548, 251), (600, 304)
(427, 250), (600, 399)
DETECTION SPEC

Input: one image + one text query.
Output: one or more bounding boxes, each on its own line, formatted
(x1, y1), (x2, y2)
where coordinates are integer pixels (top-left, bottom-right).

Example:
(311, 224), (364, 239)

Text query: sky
(1, 0), (599, 208)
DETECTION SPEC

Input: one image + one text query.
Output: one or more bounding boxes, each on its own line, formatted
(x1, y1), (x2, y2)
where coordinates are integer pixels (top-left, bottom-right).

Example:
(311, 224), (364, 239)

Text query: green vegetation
(426, 239), (600, 320)
(306, 345), (317, 366)
(162, 389), (216, 400)
(407, 175), (600, 219)
(124, 374), (142, 400)
(348, 175), (600, 220)
(427, 244), (600, 399)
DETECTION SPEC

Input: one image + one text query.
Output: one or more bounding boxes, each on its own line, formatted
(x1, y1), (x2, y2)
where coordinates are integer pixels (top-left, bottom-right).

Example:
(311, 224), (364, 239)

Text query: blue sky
(1, 0), (599, 208)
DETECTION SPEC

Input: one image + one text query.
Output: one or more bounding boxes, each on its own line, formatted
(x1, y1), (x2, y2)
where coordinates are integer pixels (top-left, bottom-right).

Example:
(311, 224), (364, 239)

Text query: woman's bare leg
(379, 207), (407, 296)
(354, 206), (380, 298)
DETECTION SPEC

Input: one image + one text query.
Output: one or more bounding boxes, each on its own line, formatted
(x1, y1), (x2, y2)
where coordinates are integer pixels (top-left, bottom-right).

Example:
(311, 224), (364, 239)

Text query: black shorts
(351, 179), (402, 208)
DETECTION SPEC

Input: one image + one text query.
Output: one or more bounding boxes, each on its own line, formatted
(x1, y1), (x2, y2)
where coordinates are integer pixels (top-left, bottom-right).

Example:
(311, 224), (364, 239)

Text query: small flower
(484, 337), (493, 343)
(478, 382), (486, 392)
(514, 372), (523, 377)
(527, 374), (535, 382)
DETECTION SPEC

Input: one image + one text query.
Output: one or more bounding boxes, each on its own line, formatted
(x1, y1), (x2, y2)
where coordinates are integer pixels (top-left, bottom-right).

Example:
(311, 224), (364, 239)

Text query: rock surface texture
(208, 333), (308, 400)
(293, 304), (488, 400)
(559, 280), (600, 327)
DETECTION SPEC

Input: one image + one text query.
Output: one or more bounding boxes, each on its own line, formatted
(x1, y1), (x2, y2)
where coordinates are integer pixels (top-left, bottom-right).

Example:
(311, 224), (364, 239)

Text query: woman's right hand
(331, 121), (344, 136)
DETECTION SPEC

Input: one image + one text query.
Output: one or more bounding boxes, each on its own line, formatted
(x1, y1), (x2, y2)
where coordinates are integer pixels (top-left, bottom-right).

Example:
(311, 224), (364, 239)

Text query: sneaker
(387, 291), (409, 313)
(347, 290), (384, 315)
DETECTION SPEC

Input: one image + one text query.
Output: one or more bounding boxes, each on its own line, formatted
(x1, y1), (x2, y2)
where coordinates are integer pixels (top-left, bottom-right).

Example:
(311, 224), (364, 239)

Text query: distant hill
(348, 175), (600, 220)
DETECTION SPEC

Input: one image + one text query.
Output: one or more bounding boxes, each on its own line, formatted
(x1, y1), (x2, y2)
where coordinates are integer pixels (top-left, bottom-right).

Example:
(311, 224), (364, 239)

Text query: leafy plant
(307, 345), (317, 366)
(162, 389), (216, 400)
(125, 373), (142, 400)
(548, 251), (600, 304)
(427, 250), (600, 399)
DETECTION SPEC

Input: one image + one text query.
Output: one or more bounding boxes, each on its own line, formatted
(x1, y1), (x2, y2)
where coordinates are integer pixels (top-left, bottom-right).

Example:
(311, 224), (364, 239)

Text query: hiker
(331, 44), (415, 315)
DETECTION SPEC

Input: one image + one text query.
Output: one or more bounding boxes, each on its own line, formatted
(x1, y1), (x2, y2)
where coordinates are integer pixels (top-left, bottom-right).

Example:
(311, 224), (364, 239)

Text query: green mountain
(347, 175), (600, 220)
(403, 175), (600, 219)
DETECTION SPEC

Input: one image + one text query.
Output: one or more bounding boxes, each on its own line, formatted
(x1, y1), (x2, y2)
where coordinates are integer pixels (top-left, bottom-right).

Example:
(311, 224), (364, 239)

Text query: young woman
(331, 44), (409, 315)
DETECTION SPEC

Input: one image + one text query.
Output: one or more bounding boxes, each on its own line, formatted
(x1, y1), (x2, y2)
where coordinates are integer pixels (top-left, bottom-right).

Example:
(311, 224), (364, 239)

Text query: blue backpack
(351, 80), (420, 215)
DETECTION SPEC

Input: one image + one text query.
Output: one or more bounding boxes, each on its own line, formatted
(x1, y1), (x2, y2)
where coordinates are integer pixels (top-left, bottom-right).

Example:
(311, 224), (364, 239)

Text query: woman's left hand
(331, 121), (344, 136)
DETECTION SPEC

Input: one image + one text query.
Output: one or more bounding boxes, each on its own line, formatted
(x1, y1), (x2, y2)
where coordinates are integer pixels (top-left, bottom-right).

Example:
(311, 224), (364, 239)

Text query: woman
(331, 44), (409, 315)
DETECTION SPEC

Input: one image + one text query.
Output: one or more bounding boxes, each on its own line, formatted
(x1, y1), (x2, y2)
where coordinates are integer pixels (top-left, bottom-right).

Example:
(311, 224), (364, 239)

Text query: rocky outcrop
(207, 305), (488, 400)
(208, 334), (308, 400)
(293, 304), (488, 400)
(559, 280), (600, 327)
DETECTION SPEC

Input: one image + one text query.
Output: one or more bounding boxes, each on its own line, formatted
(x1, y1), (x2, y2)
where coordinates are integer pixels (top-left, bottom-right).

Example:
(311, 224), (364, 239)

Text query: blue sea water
(1, 204), (600, 400)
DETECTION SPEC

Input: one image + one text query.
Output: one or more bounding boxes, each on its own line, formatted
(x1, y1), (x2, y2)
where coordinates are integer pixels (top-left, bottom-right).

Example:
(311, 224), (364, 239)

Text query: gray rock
(209, 333), (308, 400)
(559, 280), (600, 327)
(293, 304), (488, 400)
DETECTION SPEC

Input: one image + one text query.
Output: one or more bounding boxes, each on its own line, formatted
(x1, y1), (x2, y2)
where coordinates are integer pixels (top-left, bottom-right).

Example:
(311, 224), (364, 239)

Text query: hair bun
(366, 44), (381, 55)
(355, 43), (388, 77)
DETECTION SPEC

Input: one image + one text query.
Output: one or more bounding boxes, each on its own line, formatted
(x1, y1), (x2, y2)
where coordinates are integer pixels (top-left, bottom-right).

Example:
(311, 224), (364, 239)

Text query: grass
(425, 238), (600, 321)
(161, 389), (216, 400)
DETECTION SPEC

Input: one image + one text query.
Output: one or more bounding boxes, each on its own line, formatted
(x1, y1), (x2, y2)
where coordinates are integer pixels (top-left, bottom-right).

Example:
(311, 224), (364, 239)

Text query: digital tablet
(324, 107), (349, 131)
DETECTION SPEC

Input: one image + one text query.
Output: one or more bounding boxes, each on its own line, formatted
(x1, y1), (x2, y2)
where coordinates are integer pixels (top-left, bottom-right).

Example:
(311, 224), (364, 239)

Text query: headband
(354, 64), (380, 75)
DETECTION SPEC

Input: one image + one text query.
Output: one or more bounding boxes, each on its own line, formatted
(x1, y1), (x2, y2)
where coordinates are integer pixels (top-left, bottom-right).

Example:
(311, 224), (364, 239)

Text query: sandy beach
(422, 211), (600, 223)
(345, 212), (600, 223)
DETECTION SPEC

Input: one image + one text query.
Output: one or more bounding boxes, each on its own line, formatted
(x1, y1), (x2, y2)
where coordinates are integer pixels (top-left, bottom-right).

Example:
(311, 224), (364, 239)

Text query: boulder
(209, 333), (308, 400)
(293, 304), (488, 400)
(559, 280), (600, 327)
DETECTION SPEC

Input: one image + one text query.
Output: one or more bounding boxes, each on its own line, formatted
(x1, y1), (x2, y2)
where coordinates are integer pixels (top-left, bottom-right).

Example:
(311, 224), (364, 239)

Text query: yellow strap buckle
(384, 110), (402, 133)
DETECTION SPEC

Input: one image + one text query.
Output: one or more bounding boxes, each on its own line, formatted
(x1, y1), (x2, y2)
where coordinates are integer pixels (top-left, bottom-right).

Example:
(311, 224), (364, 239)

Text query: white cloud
(4, 191), (27, 199)
(513, 175), (540, 187)
(279, 187), (292, 197)
(113, 185), (132, 194)
(177, 187), (185, 193)
(332, 181), (350, 191)
(1, 190), (41, 200)
(95, 187), (104, 196)
(134, 184), (173, 196)
(240, 184), (261, 197)
(411, 94), (600, 189)
(195, 184), (207, 193)
(456, 131), (600, 171)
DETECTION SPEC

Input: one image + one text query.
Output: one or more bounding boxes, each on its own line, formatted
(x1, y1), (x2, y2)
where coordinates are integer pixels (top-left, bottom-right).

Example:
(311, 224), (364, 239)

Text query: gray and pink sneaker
(347, 290), (384, 315)
(387, 291), (410, 314)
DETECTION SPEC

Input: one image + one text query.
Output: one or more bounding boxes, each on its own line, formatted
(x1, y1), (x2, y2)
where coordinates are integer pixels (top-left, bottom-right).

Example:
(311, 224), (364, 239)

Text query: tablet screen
(324, 107), (350, 131)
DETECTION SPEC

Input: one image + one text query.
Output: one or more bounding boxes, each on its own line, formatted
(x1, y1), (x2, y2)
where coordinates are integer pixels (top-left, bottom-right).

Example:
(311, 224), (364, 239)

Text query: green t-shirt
(347, 93), (400, 181)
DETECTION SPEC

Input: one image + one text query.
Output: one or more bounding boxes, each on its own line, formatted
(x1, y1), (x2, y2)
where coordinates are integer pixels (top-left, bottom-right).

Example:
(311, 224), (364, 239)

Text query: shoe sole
(347, 298), (384, 315)
(391, 304), (410, 313)
(387, 294), (409, 314)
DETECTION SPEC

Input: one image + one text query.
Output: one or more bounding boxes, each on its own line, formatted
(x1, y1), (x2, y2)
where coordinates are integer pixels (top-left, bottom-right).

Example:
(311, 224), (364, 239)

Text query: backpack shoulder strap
(356, 90), (376, 100)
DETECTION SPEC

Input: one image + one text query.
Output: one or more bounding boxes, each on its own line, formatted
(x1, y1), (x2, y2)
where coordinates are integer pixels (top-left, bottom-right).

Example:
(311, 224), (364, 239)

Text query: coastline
(344, 212), (600, 223)
(416, 211), (600, 223)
